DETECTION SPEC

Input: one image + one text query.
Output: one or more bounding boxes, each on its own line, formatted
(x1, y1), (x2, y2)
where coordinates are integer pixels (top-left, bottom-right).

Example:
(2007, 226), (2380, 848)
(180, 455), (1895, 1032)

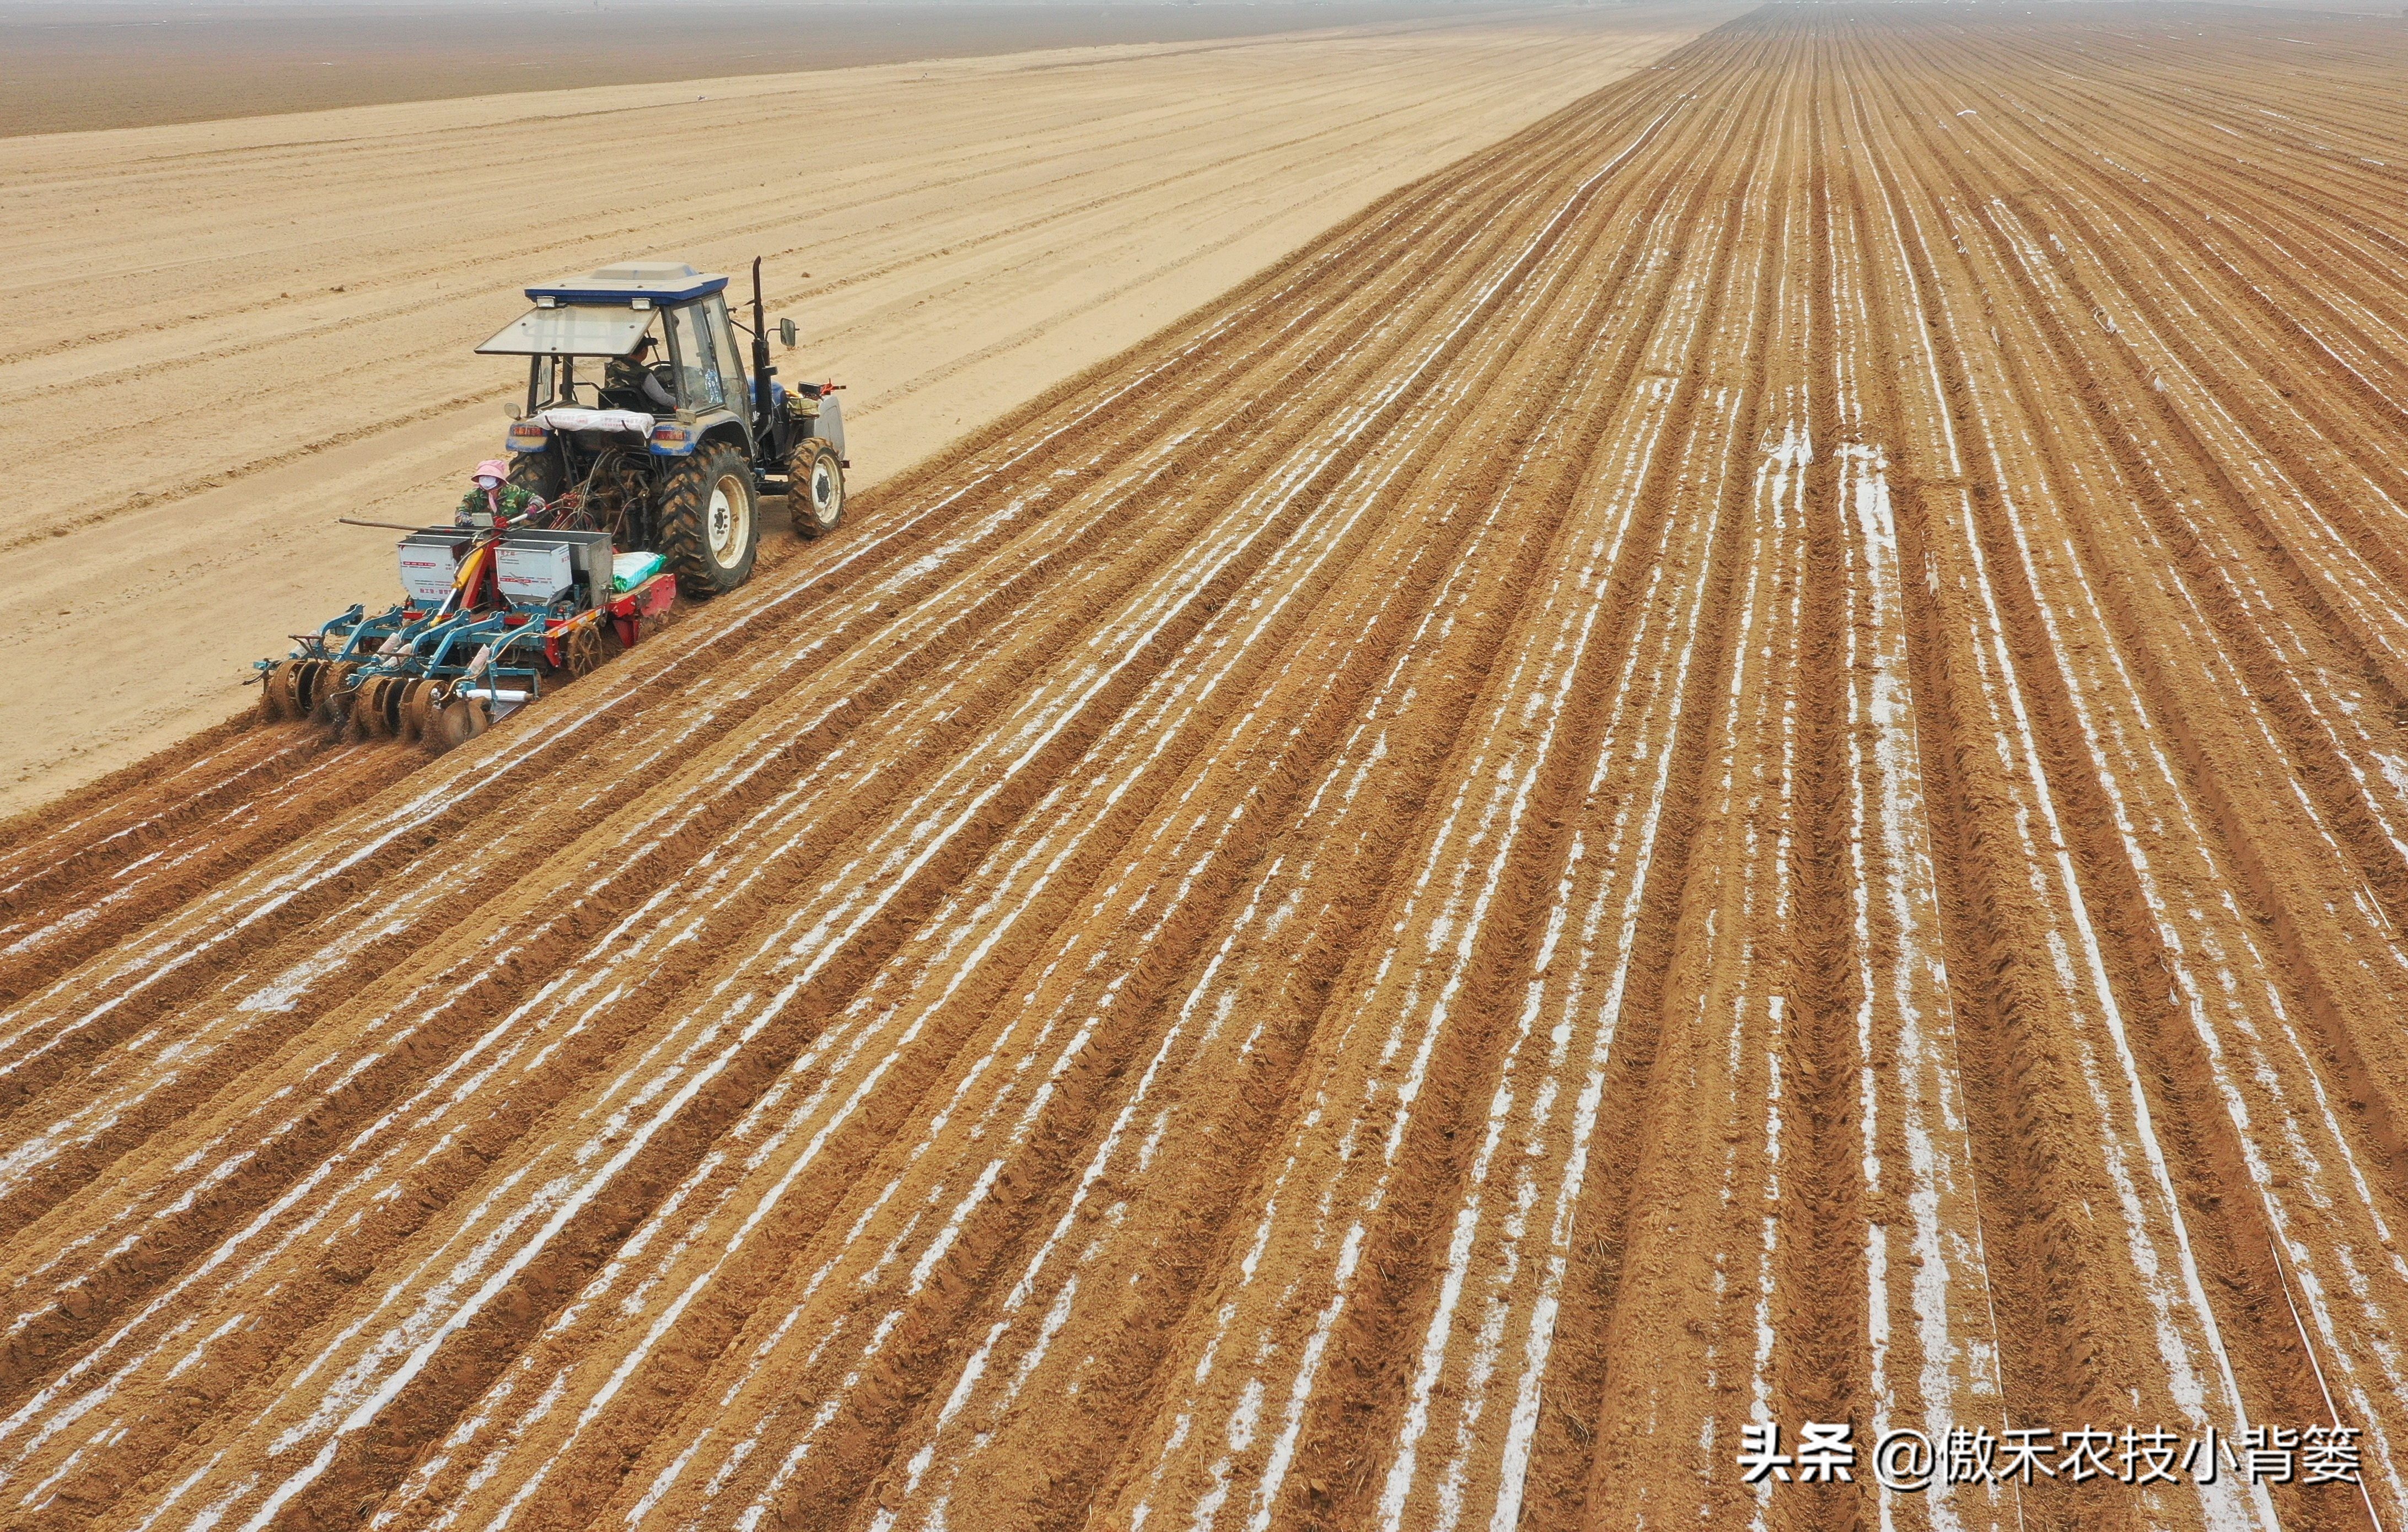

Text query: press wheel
(563, 623), (606, 679)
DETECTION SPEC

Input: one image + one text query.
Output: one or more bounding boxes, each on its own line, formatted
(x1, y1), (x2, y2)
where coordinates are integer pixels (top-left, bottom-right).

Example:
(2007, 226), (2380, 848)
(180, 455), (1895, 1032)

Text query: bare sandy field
(8, 3), (2408, 1529)
(0, 0), (1594, 137)
(0, 2), (1714, 815)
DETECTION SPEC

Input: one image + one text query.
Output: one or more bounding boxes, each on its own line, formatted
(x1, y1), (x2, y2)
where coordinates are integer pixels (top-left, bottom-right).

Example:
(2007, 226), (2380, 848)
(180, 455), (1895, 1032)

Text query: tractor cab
(478, 262), (772, 459)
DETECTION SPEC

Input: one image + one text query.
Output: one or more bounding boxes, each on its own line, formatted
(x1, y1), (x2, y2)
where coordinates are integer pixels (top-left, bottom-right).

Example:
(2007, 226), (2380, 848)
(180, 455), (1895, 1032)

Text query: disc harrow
(257, 508), (677, 753)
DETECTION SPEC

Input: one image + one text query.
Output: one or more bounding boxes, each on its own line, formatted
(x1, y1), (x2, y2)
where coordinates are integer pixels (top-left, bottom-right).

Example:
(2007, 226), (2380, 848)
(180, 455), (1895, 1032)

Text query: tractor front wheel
(791, 439), (845, 540)
(655, 442), (758, 596)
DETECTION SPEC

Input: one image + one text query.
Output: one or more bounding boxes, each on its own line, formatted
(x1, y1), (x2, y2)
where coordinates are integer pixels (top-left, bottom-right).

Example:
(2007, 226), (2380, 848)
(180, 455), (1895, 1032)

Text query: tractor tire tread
(791, 438), (845, 540)
(654, 440), (758, 598)
(508, 446), (565, 502)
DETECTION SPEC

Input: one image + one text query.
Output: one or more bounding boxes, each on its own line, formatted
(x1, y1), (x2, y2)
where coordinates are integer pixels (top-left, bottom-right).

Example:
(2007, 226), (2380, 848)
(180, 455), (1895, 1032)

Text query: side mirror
(777, 318), (798, 348)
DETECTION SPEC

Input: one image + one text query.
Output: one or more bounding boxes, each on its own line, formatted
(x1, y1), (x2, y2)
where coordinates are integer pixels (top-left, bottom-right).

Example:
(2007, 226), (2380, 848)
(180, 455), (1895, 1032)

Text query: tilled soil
(7, 6), (2408, 1528)
(0, 2), (1712, 813)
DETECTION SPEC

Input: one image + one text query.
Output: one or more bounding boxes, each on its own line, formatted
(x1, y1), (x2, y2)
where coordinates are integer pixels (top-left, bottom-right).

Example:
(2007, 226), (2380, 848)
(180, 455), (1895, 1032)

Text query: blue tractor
(483, 257), (848, 590)
(254, 258), (846, 750)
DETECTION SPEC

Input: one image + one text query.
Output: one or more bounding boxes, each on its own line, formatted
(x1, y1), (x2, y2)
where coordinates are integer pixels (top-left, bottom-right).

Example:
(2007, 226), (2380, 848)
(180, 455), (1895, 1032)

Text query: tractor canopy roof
(525, 262), (729, 304)
(477, 262), (730, 357)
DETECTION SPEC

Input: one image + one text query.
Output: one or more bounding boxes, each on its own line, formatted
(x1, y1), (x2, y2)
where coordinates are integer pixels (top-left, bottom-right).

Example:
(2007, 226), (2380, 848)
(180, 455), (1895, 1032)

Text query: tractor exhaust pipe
(751, 257), (774, 444)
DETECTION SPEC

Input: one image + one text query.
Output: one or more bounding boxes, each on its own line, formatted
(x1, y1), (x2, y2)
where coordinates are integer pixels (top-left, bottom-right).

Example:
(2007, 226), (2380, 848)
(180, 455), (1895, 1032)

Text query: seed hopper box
(398, 533), (467, 606)
(498, 530), (612, 610)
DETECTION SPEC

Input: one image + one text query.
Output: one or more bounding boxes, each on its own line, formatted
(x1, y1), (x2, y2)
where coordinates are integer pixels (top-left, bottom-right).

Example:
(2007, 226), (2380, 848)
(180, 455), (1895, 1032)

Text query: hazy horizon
(0, 0), (1594, 134)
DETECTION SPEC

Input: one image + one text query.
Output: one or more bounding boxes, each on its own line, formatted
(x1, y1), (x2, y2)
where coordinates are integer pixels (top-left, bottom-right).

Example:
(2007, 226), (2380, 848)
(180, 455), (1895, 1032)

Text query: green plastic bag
(611, 551), (666, 593)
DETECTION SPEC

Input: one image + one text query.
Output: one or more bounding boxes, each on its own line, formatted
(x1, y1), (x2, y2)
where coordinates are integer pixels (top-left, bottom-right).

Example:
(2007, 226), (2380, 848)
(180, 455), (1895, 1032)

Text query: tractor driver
(456, 459), (537, 528)
(603, 334), (676, 413)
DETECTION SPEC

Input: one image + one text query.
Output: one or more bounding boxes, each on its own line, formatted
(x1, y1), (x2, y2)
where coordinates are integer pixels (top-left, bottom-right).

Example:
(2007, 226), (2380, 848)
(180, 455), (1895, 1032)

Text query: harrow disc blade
(292, 659), (325, 719)
(260, 660), (302, 722)
(357, 676), (396, 739)
(423, 696), (489, 756)
(312, 661), (363, 732)
(397, 680), (433, 745)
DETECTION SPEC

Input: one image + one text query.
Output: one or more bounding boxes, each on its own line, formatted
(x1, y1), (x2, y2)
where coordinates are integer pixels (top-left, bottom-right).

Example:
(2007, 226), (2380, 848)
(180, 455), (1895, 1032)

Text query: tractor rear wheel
(791, 439), (845, 540)
(508, 445), (565, 502)
(655, 442), (758, 597)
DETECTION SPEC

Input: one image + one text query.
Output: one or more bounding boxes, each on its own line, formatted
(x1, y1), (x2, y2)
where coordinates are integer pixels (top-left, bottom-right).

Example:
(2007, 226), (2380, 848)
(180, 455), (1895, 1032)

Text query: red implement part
(540, 611), (588, 669)
(608, 573), (676, 649)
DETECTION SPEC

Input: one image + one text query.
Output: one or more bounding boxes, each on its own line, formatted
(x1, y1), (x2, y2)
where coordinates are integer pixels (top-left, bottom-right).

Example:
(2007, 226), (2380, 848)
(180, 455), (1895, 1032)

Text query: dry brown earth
(0, 1), (1712, 814)
(7, 4), (2408, 1529)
